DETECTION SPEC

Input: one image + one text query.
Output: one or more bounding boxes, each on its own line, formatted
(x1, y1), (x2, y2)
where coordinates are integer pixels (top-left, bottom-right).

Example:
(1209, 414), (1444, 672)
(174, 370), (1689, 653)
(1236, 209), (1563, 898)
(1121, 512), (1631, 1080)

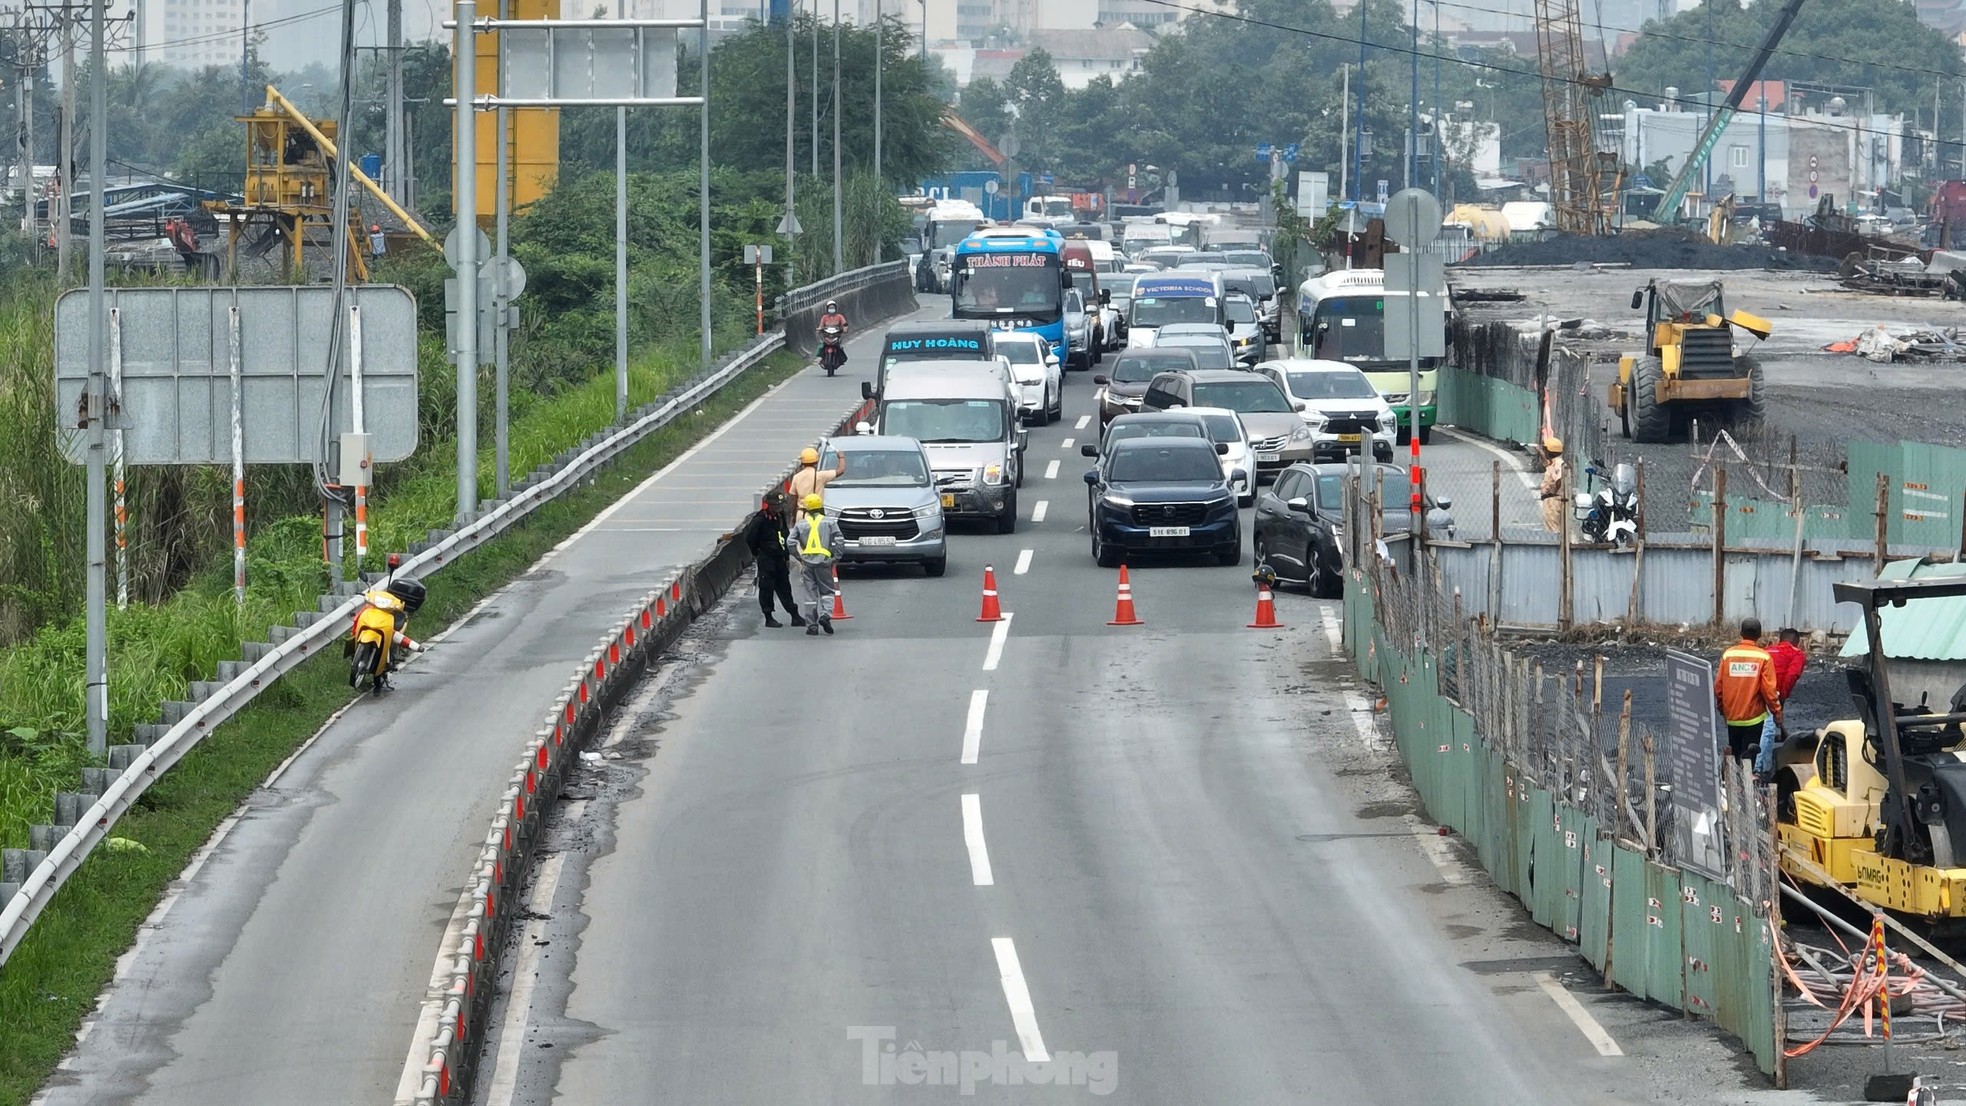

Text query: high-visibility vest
(801, 512), (831, 556)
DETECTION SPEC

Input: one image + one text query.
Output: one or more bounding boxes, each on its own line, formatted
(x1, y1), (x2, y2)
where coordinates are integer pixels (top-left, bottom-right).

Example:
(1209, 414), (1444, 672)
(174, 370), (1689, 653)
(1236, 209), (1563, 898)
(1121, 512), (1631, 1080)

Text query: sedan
(1252, 462), (1455, 597)
(994, 331), (1063, 425)
(1085, 437), (1244, 568)
(1080, 409), (1212, 460)
(1063, 287), (1097, 370)
(1152, 323), (1238, 372)
(1222, 292), (1265, 366)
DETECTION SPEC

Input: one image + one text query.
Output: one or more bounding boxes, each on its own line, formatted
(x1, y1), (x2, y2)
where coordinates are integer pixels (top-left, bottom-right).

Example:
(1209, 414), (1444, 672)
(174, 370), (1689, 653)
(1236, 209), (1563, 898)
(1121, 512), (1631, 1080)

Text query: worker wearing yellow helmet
(788, 491), (845, 635)
(1538, 436), (1567, 534)
(788, 444), (846, 512)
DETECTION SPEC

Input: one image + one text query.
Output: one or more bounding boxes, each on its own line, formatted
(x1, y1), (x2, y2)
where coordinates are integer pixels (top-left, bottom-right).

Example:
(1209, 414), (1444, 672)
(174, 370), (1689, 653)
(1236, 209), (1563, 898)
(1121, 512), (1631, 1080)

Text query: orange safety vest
(1714, 640), (1779, 725)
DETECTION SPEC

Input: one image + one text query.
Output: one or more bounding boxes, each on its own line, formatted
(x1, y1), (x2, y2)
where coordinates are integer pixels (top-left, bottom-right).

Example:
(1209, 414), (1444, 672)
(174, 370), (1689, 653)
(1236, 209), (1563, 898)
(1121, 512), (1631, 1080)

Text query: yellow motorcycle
(347, 576), (426, 693)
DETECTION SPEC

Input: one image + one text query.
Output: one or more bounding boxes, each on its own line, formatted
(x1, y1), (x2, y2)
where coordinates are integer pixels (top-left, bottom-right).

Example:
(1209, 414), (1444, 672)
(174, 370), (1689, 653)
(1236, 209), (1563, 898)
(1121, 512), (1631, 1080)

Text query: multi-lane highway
(30, 318), (920, 1106)
(462, 356), (1774, 1104)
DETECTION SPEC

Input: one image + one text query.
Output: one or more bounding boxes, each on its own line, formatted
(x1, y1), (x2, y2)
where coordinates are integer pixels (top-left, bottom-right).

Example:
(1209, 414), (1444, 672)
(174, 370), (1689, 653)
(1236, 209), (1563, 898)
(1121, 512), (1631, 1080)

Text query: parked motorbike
(819, 324), (847, 377)
(1572, 461), (1639, 547)
(347, 574), (427, 693)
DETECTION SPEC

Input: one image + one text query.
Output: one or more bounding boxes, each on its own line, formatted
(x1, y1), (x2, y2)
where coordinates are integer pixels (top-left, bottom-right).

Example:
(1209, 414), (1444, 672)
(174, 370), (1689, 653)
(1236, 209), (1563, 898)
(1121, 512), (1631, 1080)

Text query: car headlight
(1288, 423), (1313, 444)
(1378, 411), (1397, 429)
(982, 463), (1005, 486)
(1417, 390), (1436, 405)
(1120, 395), (1142, 406)
(912, 503), (942, 518)
(1101, 493), (1134, 508)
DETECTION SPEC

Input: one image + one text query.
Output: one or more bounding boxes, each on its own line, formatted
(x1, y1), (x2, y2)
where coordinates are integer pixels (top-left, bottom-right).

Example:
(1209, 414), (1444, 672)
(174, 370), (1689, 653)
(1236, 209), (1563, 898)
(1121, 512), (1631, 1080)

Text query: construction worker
(1538, 436), (1568, 533)
(744, 490), (803, 628)
(788, 446), (846, 507)
(1755, 628), (1807, 778)
(789, 493), (844, 635)
(1715, 617), (1783, 766)
(368, 224), (387, 257)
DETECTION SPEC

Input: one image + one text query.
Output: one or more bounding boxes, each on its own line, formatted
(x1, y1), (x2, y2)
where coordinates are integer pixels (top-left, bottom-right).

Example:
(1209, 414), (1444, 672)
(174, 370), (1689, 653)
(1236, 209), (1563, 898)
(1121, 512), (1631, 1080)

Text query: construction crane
(1649, 0), (1808, 224)
(1533, 0), (1613, 234)
(941, 110), (1007, 169)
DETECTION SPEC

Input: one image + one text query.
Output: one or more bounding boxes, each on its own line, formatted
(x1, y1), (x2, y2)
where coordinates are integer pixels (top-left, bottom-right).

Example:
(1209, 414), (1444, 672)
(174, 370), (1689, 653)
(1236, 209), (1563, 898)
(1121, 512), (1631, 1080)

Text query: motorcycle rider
(789, 492), (845, 635)
(817, 300), (849, 370)
(788, 446), (846, 507)
(745, 489), (804, 628)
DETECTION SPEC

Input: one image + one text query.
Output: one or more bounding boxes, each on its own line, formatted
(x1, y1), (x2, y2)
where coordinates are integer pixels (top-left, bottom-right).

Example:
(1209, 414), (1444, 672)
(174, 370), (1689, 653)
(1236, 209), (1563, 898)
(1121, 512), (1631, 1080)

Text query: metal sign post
(1384, 186), (1445, 515)
(745, 243), (774, 334)
(454, 0), (480, 524)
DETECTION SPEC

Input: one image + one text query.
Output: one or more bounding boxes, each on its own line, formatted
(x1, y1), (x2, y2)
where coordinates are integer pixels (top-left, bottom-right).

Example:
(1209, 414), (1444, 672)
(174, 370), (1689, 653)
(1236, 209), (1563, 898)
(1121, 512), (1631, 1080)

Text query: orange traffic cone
(1107, 565), (1143, 626)
(1247, 585), (1283, 629)
(976, 564), (1003, 623)
(829, 565), (852, 620)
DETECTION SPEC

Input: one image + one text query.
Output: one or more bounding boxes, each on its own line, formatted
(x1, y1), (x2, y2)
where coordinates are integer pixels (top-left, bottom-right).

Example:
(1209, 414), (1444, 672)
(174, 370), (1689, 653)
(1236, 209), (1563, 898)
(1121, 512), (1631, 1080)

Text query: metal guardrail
(0, 259), (911, 966)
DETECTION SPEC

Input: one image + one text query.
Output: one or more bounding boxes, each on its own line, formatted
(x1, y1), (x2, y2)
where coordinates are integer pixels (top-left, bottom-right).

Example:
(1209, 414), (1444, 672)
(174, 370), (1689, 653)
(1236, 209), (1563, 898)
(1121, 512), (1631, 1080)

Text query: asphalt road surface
(31, 314), (924, 1106)
(467, 356), (1787, 1104)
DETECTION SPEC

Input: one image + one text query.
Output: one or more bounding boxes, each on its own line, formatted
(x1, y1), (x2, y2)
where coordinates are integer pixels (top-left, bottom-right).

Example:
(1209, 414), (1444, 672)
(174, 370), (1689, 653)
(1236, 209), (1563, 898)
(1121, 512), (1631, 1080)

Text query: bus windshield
(929, 219), (984, 249)
(1310, 295), (1443, 369)
(953, 253), (1064, 322)
(1132, 296), (1218, 328)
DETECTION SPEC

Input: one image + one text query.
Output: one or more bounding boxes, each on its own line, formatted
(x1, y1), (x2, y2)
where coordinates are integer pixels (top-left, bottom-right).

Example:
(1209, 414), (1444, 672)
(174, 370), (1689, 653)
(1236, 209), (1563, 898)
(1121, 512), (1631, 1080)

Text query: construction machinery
(1776, 577), (1966, 924)
(1531, 0), (1615, 234)
(1608, 278), (1770, 443)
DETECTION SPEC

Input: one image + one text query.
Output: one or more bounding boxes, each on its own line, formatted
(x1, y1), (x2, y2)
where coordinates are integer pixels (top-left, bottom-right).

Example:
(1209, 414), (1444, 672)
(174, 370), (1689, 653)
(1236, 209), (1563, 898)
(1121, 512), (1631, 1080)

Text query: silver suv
(819, 435), (949, 576)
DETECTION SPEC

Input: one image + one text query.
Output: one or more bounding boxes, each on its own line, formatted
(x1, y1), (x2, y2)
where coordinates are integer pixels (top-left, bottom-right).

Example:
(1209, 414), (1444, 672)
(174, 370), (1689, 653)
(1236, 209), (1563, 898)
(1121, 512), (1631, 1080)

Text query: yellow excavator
(1776, 576), (1966, 923)
(1608, 278), (1772, 444)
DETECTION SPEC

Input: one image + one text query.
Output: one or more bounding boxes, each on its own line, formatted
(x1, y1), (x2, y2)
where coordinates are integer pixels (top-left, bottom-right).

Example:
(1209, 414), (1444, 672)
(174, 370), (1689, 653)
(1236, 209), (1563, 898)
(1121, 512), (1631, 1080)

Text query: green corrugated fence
(1437, 365), (1540, 446)
(1346, 574), (1779, 1076)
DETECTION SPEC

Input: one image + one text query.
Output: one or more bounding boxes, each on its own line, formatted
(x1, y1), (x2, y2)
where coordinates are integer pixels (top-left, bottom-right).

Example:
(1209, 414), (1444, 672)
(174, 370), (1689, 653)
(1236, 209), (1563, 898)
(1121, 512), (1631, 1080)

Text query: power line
(106, 3), (340, 54)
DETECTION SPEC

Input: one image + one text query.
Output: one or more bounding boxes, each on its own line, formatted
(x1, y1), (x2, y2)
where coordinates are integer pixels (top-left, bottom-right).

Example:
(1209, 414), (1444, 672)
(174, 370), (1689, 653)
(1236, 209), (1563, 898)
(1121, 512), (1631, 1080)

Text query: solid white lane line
(1031, 500), (1049, 523)
(1533, 972), (1625, 1057)
(1343, 690), (1380, 750)
(1013, 549), (1034, 575)
(962, 794), (995, 886)
(961, 690), (989, 765)
(1406, 816), (1471, 887)
(991, 938), (1051, 1062)
(1320, 609), (1343, 655)
(1043, 459), (1060, 480)
(1074, 414), (1091, 430)
(1438, 427), (1540, 492)
(982, 613), (1014, 673)
(484, 852), (570, 1106)
(1060, 437), (1075, 450)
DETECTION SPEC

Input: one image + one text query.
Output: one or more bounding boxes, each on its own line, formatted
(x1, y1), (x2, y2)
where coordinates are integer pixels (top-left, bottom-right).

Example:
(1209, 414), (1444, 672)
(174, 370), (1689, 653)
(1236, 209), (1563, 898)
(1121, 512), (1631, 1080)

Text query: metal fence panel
(1680, 873), (1719, 1020)
(1578, 827), (1614, 970)
(1559, 805), (1587, 943)
(1898, 441), (1966, 549)
(1528, 788), (1563, 929)
(1510, 768), (1536, 903)
(1643, 860), (1686, 1008)
(1608, 844), (1651, 996)
(1497, 544), (1562, 626)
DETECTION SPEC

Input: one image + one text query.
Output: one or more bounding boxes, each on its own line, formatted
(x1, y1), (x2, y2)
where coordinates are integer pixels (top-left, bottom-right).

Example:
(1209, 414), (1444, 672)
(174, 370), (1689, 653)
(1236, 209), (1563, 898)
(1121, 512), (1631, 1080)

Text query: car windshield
(1133, 296), (1218, 328)
(998, 342), (1042, 365)
(1226, 275), (1277, 299)
(1065, 289), (1085, 315)
(1225, 298), (1257, 324)
(1104, 274), (1136, 296)
(1285, 370), (1379, 400)
(1197, 413), (1242, 443)
(1110, 446), (1221, 483)
(1108, 421), (1205, 448)
(1224, 251), (1270, 269)
(1195, 379), (1292, 413)
(882, 399), (1006, 444)
(832, 449), (930, 487)
(1160, 339), (1235, 371)
(1108, 355), (1180, 383)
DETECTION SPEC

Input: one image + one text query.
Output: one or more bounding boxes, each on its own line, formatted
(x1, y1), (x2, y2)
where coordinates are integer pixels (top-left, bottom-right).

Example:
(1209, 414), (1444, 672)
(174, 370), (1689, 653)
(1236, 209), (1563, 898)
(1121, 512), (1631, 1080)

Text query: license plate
(1337, 433), (1361, 443)
(858, 535), (897, 547)
(941, 493), (956, 507)
(1149, 526), (1191, 538)
(1257, 451), (1280, 463)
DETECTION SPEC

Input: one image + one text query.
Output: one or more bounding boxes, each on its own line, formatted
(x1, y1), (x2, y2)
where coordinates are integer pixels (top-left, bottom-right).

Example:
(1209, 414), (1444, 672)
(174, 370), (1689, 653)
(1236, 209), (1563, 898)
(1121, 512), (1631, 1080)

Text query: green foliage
(1618, 0), (1964, 125)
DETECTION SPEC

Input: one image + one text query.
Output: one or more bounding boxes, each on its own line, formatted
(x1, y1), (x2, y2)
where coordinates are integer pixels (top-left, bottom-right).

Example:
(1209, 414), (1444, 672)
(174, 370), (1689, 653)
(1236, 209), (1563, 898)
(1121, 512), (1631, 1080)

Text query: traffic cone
(829, 565), (853, 620)
(1247, 584), (1283, 629)
(1107, 565), (1144, 626)
(976, 564), (1003, 623)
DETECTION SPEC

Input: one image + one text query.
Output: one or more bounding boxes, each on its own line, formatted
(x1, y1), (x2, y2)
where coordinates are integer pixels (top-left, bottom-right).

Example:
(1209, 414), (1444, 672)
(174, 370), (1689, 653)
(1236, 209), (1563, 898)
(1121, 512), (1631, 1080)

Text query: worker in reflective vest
(789, 493), (844, 635)
(1715, 617), (1783, 765)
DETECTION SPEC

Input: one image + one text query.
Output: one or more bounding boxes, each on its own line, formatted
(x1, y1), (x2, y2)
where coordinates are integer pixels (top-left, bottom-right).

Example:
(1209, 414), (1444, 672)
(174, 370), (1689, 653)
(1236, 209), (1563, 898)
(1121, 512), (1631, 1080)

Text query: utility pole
(872, 4), (881, 262)
(58, 5), (72, 278)
(1407, 0), (1417, 191)
(831, 0), (841, 274)
(386, 0), (404, 203)
(615, 0), (628, 422)
(495, 0), (512, 492)
(809, 0), (817, 175)
(84, 0), (105, 755)
(698, 1), (710, 371)
(1351, 0), (1365, 203)
(453, 0), (479, 525)
(1339, 64), (1349, 206)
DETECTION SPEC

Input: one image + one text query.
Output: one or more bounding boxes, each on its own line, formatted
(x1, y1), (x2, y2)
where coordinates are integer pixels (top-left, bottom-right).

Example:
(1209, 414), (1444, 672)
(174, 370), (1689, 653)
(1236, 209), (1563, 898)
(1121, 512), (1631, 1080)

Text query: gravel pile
(1459, 229), (1836, 272)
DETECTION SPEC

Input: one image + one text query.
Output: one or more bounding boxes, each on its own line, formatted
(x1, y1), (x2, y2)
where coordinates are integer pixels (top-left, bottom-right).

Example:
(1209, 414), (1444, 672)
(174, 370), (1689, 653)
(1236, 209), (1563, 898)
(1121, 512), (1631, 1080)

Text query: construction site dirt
(1447, 265), (1966, 532)
(1457, 229), (1836, 272)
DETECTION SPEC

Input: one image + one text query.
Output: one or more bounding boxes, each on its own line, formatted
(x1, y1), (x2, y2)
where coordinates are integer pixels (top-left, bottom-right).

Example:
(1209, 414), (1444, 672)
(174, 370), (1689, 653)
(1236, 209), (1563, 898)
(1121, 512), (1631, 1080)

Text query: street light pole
(873, 5), (882, 265)
(84, 0), (106, 755)
(454, 0), (479, 525)
(831, 0), (842, 274)
(810, 0), (818, 176)
(698, 0), (711, 371)
(495, 0), (511, 494)
(615, 0), (628, 423)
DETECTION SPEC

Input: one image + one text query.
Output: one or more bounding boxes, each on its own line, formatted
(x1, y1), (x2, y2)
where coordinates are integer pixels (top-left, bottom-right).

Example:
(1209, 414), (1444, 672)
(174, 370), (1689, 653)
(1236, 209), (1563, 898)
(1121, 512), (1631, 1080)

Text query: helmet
(1543, 436), (1564, 455)
(763, 489), (786, 509)
(800, 447), (820, 465)
(825, 299), (839, 311)
(802, 493), (824, 511)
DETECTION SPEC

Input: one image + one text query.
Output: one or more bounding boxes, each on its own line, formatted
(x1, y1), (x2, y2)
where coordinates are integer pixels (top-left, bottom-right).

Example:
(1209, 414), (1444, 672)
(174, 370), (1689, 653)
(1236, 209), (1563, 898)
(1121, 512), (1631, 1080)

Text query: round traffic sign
(444, 226), (492, 268)
(984, 180), (1000, 195)
(1384, 187), (1444, 246)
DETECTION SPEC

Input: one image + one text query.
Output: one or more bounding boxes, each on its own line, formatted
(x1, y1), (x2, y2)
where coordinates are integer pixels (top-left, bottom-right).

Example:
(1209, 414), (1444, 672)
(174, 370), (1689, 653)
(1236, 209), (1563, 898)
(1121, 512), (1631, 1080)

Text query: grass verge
(0, 348), (806, 1105)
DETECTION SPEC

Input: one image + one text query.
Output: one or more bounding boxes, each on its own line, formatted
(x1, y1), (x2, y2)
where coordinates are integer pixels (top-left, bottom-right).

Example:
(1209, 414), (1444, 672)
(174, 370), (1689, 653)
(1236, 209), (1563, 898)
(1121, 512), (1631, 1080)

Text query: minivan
(861, 368), (1027, 534)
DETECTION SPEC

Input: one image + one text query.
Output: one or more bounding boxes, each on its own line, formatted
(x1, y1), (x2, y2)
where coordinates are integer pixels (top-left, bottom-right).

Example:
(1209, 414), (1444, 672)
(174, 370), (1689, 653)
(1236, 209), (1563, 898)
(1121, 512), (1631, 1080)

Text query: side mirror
(854, 421), (874, 435)
(1286, 496), (1311, 513)
(860, 381), (874, 401)
(1083, 469), (1100, 486)
(1435, 496), (1452, 510)
(1215, 442), (1230, 455)
(1099, 288), (1111, 304)
(1046, 354), (1060, 366)
(1080, 443), (1100, 457)
(1092, 374), (1109, 385)
(1231, 468), (1248, 485)
(1630, 289), (1645, 310)
(1015, 428), (1029, 452)
(1225, 320), (1238, 332)
(1293, 400), (1307, 412)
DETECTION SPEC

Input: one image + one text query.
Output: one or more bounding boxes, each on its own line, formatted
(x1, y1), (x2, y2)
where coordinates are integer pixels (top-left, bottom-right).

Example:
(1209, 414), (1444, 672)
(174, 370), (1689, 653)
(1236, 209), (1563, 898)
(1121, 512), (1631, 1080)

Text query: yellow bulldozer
(1608, 278), (1771, 443)
(1776, 577), (1966, 924)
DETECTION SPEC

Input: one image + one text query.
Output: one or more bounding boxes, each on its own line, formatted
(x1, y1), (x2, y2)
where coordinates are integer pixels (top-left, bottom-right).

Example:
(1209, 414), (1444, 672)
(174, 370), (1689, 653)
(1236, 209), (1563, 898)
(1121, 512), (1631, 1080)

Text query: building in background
(145, 0), (247, 69)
